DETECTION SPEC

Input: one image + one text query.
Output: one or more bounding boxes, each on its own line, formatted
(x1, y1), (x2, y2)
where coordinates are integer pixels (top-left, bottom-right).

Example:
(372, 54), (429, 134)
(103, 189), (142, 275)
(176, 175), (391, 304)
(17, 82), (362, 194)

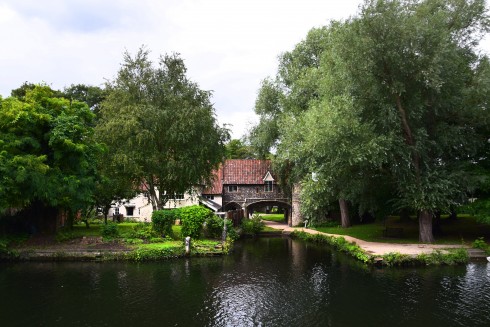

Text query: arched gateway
(202, 159), (303, 226)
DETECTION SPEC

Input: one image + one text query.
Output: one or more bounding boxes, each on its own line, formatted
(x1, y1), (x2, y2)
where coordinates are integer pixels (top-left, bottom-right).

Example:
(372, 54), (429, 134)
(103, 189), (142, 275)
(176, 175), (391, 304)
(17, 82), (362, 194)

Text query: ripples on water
(1, 238), (490, 327)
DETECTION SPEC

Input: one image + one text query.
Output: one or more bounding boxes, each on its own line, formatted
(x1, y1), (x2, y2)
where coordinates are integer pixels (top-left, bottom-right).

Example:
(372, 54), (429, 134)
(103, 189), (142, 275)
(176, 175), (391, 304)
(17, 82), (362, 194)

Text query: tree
(250, 0), (490, 242)
(63, 84), (106, 118)
(96, 47), (229, 210)
(0, 84), (102, 232)
(225, 139), (255, 159)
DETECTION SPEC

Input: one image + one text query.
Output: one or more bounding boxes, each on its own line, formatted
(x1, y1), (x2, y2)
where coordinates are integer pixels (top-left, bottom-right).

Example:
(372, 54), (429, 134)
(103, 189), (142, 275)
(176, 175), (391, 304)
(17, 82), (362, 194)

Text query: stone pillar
(291, 183), (303, 227)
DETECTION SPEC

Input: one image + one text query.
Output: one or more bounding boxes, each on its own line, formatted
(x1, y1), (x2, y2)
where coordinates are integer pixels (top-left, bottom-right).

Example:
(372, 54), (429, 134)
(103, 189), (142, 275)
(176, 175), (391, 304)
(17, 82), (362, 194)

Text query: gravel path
(263, 220), (473, 257)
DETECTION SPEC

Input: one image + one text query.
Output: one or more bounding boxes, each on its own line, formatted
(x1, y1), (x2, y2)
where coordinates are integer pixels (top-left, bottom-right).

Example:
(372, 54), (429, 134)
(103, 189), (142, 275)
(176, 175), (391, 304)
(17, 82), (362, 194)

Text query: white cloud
(2, 0), (487, 139)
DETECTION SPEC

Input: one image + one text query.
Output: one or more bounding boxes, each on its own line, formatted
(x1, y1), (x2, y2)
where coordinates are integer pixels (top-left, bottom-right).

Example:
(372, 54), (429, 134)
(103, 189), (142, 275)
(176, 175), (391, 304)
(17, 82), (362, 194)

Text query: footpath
(262, 220), (486, 259)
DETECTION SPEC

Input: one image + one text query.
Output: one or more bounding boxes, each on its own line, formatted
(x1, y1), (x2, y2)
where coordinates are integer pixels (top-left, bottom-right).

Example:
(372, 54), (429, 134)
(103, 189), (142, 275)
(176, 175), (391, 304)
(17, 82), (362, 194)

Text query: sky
(0, 0), (489, 139)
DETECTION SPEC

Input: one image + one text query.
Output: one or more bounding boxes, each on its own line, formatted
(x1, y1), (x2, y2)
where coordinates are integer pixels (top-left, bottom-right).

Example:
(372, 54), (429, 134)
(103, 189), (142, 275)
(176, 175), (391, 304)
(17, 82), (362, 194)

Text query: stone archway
(245, 200), (291, 224)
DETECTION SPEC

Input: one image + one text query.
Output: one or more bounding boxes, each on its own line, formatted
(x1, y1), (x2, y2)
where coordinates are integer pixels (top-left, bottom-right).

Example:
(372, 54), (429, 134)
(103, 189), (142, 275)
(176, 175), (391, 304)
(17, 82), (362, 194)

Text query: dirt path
(263, 221), (473, 257)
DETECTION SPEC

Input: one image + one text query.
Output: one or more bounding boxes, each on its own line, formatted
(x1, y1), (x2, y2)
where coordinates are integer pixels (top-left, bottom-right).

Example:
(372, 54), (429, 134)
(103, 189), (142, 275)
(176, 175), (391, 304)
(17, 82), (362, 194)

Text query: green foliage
(96, 47), (229, 209)
(204, 214), (225, 239)
(382, 252), (414, 267)
(459, 199), (490, 224)
(0, 84), (102, 227)
(126, 243), (184, 261)
(417, 249), (469, 266)
(249, 0), (490, 242)
(472, 237), (490, 254)
(241, 214), (265, 236)
(225, 139), (255, 159)
(124, 223), (158, 240)
(292, 231), (372, 264)
(152, 210), (178, 237)
(101, 222), (119, 238)
(180, 205), (214, 239)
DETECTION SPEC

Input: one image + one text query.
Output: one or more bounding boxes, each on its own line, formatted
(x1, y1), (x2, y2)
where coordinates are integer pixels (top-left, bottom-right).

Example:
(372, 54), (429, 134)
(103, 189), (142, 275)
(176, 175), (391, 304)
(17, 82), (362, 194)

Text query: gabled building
(107, 159), (302, 226)
(208, 159), (290, 218)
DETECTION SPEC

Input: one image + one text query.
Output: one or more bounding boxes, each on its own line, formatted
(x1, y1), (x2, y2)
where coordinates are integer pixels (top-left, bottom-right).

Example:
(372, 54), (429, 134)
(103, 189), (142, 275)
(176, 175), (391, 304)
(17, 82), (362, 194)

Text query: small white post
(185, 236), (191, 255)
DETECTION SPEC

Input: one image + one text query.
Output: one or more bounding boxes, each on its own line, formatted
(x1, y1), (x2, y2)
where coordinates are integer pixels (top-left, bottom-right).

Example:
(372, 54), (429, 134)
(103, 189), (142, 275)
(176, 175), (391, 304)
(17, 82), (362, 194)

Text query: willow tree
(96, 48), (229, 210)
(251, 0), (490, 241)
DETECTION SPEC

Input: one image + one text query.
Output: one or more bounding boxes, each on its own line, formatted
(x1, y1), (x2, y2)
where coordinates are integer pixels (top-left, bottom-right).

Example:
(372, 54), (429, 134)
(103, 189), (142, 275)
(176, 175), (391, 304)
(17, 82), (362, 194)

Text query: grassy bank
(291, 231), (469, 267)
(1, 222), (231, 262)
(311, 215), (490, 245)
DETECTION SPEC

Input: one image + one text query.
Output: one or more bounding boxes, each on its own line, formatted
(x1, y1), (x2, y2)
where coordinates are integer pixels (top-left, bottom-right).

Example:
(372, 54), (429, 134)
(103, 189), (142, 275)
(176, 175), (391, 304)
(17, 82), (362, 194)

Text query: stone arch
(222, 201), (243, 212)
(245, 200), (291, 224)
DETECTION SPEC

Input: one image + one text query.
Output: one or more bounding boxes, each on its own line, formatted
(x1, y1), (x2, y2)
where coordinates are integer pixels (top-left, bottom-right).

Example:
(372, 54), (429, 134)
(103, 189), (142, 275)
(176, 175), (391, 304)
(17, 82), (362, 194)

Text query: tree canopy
(249, 0), (490, 242)
(0, 85), (102, 232)
(96, 47), (229, 210)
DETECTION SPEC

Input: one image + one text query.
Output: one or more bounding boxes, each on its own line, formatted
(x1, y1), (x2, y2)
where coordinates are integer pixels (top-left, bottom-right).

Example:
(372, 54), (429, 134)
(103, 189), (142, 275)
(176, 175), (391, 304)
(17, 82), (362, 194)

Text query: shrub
(204, 215), (225, 239)
(241, 213), (264, 236)
(101, 222), (119, 238)
(152, 209), (179, 237)
(180, 205), (214, 239)
(204, 215), (239, 240)
(472, 237), (490, 254)
(127, 223), (157, 240)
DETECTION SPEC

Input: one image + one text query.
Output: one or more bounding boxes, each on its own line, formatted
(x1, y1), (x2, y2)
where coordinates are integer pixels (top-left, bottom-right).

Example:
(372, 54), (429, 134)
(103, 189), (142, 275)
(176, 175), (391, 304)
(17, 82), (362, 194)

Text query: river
(1, 237), (489, 326)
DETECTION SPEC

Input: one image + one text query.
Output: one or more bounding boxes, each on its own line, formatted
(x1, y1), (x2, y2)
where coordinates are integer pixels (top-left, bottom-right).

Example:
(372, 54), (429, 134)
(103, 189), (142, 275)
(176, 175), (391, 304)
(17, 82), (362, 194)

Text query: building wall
(223, 184), (286, 206)
(108, 190), (199, 222)
(291, 183), (303, 227)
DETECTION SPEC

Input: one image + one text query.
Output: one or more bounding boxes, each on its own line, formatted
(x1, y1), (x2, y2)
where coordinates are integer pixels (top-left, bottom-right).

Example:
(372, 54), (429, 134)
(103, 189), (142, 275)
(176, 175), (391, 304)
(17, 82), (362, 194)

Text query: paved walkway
(263, 220), (478, 257)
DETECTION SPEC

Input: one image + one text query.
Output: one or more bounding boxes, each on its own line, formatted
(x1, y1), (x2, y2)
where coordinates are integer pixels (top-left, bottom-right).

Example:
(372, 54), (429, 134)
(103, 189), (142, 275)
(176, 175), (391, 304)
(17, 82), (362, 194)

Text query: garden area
(0, 206), (270, 261)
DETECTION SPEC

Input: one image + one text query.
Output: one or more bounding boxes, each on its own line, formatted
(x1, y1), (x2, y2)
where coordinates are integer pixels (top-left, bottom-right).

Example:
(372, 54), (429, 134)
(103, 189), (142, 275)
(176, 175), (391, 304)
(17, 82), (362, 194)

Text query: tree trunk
(339, 199), (351, 228)
(419, 210), (435, 243)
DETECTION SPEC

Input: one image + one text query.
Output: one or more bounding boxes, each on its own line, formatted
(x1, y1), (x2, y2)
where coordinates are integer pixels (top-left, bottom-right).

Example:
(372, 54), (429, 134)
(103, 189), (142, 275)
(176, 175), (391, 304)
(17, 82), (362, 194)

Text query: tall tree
(250, 0), (490, 241)
(96, 47), (229, 210)
(225, 139), (255, 159)
(0, 84), (102, 232)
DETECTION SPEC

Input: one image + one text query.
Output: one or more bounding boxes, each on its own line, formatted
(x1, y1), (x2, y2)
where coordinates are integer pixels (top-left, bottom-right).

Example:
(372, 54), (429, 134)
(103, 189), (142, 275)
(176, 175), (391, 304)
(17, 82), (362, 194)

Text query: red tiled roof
(203, 165), (223, 194)
(222, 159), (273, 184)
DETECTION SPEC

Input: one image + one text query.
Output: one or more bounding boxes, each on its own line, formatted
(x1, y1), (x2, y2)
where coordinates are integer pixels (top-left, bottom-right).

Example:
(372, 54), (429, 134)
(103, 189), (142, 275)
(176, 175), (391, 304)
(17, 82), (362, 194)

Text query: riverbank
(1, 235), (228, 262)
(263, 220), (487, 265)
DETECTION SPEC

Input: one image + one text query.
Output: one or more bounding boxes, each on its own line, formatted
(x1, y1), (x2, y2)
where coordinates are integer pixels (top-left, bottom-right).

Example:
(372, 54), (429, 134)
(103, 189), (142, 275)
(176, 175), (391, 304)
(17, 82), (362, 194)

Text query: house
(211, 159), (290, 218)
(107, 159), (302, 226)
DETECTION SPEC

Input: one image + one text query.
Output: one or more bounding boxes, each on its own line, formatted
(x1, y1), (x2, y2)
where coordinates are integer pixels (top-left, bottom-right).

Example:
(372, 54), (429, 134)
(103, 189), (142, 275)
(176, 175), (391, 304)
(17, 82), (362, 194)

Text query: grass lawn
(258, 213), (287, 222)
(312, 215), (490, 245)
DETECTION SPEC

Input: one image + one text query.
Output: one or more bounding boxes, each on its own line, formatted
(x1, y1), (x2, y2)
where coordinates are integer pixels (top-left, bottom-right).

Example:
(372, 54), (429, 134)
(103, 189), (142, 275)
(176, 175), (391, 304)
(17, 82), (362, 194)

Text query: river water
(1, 237), (489, 327)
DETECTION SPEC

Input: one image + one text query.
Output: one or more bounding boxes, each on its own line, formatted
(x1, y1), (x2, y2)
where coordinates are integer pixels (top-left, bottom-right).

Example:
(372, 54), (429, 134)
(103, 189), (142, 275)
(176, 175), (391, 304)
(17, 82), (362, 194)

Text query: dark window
(264, 181), (273, 192)
(114, 207), (119, 215)
(126, 207), (134, 216)
(228, 185), (238, 192)
(205, 195), (215, 200)
(173, 194), (184, 200)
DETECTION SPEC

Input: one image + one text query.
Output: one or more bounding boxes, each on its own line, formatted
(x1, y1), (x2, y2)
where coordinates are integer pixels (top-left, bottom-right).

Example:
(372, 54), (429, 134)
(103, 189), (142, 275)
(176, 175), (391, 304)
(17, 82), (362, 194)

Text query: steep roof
(203, 165), (223, 194)
(222, 159), (273, 185)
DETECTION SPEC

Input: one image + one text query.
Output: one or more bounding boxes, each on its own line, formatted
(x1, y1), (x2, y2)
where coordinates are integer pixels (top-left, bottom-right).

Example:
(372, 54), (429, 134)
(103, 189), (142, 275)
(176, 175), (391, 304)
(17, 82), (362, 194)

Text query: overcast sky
(1, 0), (489, 139)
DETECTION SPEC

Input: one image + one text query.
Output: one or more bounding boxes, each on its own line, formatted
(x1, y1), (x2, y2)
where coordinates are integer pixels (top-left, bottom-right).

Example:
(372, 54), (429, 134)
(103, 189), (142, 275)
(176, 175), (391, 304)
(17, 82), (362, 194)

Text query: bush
(204, 215), (225, 239)
(472, 237), (490, 254)
(101, 222), (119, 238)
(180, 205), (214, 239)
(152, 209), (179, 237)
(123, 223), (158, 240)
(241, 213), (264, 236)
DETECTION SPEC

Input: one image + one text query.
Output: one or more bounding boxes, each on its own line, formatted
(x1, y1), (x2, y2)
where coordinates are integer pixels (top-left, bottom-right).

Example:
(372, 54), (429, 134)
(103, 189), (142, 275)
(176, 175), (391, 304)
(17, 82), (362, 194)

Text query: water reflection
(1, 239), (489, 327)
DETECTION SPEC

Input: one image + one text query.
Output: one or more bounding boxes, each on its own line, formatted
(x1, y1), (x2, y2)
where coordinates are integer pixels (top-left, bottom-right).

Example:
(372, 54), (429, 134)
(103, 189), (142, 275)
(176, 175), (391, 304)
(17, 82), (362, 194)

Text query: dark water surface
(1, 237), (490, 326)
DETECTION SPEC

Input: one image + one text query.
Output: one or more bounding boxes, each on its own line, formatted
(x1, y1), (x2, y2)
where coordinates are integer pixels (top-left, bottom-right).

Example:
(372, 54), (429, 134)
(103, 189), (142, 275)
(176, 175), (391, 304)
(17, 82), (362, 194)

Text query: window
(228, 185), (238, 192)
(204, 195), (215, 200)
(126, 207), (134, 216)
(173, 194), (184, 200)
(264, 181), (273, 192)
(114, 207), (119, 215)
